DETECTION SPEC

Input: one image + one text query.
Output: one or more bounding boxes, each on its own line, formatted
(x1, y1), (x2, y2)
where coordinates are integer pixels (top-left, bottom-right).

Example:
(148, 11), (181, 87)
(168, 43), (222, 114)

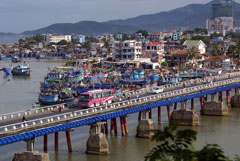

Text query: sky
(0, 0), (217, 33)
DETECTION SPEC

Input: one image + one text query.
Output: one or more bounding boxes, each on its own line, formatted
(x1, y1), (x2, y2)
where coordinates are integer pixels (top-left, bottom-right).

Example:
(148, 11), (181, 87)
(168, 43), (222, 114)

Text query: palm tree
(187, 46), (199, 65)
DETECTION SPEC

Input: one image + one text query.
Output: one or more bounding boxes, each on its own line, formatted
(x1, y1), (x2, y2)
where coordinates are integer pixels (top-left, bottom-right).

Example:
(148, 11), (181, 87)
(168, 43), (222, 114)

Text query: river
(0, 59), (239, 161)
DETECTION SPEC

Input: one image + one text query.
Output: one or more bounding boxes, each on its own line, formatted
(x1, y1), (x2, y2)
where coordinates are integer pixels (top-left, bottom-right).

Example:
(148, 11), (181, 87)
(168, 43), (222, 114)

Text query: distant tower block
(201, 93), (228, 116)
(170, 101), (200, 126)
(136, 110), (155, 138)
(86, 123), (109, 155)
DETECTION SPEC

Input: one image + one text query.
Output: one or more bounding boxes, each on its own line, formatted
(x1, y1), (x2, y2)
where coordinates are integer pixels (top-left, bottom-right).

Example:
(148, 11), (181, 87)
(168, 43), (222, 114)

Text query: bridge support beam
(170, 101), (200, 126)
(191, 99), (194, 110)
(226, 90), (231, 104)
(25, 139), (34, 152)
(55, 132), (59, 152)
(174, 103), (177, 110)
(120, 116), (128, 136)
(43, 135), (48, 153)
(110, 118), (117, 136)
(158, 107), (161, 124)
(86, 123), (109, 155)
(65, 129), (73, 153)
(167, 105), (171, 121)
(200, 97), (204, 109)
(201, 93), (228, 116)
(136, 111), (155, 138)
(231, 88), (240, 107)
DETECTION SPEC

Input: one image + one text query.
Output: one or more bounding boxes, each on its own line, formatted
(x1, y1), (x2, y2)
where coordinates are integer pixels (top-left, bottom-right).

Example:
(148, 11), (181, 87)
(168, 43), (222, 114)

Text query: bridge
(3, 72), (240, 160)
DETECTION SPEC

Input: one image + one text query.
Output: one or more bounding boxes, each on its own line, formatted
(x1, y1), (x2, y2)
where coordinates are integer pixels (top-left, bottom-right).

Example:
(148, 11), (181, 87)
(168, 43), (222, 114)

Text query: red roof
(146, 42), (164, 46)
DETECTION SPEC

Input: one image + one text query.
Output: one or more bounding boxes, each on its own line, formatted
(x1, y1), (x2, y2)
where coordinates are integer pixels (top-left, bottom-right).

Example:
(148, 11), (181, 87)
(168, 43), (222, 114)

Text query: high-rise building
(211, 0), (234, 19)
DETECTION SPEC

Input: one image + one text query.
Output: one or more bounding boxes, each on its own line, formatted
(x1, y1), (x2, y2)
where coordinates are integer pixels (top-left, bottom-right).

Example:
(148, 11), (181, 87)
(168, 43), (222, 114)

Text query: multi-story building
(45, 34), (72, 44)
(143, 42), (165, 63)
(206, 17), (234, 36)
(164, 50), (189, 67)
(211, 0), (234, 19)
(150, 31), (173, 41)
(113, 40), (142, 61)
(78, 35), (86, 43)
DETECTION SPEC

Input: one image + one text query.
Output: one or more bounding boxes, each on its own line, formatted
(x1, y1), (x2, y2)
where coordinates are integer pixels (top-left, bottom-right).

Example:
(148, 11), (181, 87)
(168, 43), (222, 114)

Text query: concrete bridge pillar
(201, 93), (228, 116)
(136, 110), (155, 138)
(231, 88), (240, 107)
(86, 123), (109, 155)
(13, 139), (50, 161)
(26, 139), (34, 152)
(170, 101), (200, 126)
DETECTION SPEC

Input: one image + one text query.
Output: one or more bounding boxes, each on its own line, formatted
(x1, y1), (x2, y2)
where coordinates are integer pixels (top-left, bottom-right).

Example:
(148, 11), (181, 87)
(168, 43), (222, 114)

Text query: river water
(0, 59), (239, 161)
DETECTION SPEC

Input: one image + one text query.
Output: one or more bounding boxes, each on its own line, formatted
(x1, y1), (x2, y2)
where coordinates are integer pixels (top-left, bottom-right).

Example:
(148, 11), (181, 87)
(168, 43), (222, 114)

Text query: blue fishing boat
(12, 65), (31, 76)
(2, 66), (12, 75)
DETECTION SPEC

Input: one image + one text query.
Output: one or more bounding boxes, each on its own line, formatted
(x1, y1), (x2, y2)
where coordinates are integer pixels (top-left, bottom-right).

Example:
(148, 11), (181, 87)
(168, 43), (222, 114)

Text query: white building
(206, 17), (235, 36)
(150, 31), (173, 41)
(113, 40), (142, 61)
(45, 34), (72, 44)
(183, 40), (207, 54)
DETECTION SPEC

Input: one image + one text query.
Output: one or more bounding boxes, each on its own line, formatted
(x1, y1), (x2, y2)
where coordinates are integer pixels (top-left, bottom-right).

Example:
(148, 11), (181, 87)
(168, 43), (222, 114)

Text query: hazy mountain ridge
(22, 1), (240, 35)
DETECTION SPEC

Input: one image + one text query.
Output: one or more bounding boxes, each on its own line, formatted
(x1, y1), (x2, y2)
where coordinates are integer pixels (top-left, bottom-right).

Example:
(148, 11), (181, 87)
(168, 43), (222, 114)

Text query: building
(211, 0), (234, 19)
(143, 42), (165, 63)
(206, 17), (234, 36)
(113, 40), (142, 61)
(45, 34), (72, 44)
(78, 35), (86, 43)
(172, 31), (182, 43)
(164, 50), (189, 67)
(150, 31), (173, 41)
(183, 40), (207, 54)
(204, 56), (232, 68)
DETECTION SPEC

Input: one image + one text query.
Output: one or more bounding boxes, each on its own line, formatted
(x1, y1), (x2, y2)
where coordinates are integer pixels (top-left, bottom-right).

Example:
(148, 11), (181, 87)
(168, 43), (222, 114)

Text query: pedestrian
(58, 105), (62, 112)
(22, 116), (26, 122)
(128, 95), (130, 100)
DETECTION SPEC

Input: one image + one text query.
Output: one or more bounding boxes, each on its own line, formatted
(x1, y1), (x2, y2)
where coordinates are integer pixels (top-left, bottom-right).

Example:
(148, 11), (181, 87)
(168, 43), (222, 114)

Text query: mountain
(0, 32), (17, 36)
(22, 0), (240, 35)
(107, 0), (240, 32)
(22, 21), (139, 35)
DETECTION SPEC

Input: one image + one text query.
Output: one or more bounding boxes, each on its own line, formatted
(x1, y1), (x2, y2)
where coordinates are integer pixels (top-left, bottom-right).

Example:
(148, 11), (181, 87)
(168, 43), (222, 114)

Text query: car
(151, 86), (164, 94)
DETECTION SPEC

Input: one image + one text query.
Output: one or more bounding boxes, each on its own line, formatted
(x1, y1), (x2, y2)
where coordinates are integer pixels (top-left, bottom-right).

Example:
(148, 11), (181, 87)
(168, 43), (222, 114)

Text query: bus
(78, 89), (114, 108)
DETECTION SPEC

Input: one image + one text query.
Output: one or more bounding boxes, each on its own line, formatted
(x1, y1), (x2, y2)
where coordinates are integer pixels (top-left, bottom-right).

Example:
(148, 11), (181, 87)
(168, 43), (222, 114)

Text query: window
(128, 55), (132, 58)
(93, 94), (97, 99)
(97, 93), (102, 98)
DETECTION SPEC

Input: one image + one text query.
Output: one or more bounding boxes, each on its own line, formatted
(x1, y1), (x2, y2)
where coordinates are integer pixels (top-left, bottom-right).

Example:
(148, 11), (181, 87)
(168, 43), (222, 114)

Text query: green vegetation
(161, 62), (168, 68)
(145, 124), (239, 161)
(136, 29), (149, 38)
(57, 40), (68, 46)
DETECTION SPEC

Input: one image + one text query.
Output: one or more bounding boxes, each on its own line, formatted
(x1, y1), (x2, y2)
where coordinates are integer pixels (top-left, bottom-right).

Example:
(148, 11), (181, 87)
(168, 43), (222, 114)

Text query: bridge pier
(201, 93), (228, 116)
(55, 132), (59, 152)
(136, 110), (155, 138)
(120, 116), (128, 136)
(158, 107), (161, 124)
(231, 88), (240, 107)
(86, 123), (109, 155)
(170, 101), (200, 126)
(26, 139), (34, 151)
(43, 135), (48, 153)
(110, 118), (117, 136)
(65, 129), (73, 152)
(13, 139), (50, 161)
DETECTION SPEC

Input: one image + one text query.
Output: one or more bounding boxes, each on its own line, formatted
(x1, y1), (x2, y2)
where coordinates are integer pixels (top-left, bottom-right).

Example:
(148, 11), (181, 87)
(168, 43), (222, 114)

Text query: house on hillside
(204, 56), (233, 68)
(183, 40), (207, 54)
(143, 41), (165, 63)
(164, 50), (189, 67)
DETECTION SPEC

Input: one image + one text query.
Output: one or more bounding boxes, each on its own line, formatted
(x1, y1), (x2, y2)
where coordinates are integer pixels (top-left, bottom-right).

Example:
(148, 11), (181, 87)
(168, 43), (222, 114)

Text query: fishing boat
(12, 56), (21, 63)
(12, 65), (31, 76)
(2, 66), (12, 75)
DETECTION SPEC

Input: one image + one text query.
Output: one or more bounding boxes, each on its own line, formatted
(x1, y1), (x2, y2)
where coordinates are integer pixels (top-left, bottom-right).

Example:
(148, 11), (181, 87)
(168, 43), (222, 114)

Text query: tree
(161, 62), (168, 68)
(136, 30), (149, 38)
(57, 40), (68, 46)
(33, 34), (44, 42)
(145, 124), (230, 161)
(187, 46), (199, 64)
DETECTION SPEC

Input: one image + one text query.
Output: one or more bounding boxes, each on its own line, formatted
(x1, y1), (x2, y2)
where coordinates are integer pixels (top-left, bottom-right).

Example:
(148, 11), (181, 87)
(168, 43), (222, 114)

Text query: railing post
(158, 107), (161, 124)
